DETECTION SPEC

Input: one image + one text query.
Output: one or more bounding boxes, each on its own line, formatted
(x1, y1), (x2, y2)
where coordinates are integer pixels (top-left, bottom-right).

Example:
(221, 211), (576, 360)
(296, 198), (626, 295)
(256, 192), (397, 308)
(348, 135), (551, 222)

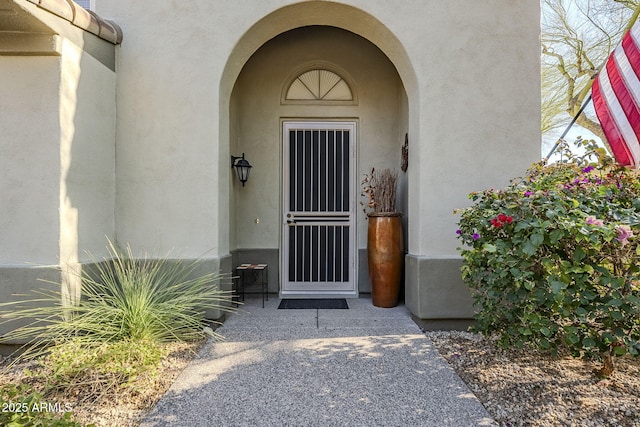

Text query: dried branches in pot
(361, 167), (399, 216)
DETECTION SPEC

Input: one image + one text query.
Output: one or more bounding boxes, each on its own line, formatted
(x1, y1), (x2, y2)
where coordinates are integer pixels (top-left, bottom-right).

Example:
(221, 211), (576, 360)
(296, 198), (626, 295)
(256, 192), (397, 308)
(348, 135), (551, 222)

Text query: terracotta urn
(367, 212), (403, 308)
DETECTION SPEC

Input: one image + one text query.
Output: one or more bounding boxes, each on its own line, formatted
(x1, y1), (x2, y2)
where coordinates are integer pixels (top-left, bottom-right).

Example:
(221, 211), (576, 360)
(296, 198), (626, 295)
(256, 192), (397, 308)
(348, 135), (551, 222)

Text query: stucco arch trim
(219, 2), (418, 103)
(281, 61), (358, 105)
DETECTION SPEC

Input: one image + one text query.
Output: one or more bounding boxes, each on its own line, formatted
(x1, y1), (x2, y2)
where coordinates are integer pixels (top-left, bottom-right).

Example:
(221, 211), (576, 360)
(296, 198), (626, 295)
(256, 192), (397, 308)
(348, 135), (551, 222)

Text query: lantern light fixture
(231, 153), (252, 187)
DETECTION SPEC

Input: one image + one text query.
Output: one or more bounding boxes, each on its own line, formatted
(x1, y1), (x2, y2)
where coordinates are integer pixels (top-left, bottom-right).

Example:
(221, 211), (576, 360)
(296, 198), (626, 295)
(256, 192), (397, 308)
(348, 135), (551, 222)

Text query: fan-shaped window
(284, 68), (356, 104)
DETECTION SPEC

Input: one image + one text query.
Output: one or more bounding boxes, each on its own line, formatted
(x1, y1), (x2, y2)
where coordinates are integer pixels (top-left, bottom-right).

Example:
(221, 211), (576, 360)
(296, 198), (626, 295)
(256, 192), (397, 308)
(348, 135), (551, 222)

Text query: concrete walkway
(140, 296), (496, 427)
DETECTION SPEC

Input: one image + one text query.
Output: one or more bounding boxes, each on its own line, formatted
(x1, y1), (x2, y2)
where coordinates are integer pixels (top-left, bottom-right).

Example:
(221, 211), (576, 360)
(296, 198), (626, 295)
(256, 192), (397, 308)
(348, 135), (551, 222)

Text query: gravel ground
(425, 330), (640, 427)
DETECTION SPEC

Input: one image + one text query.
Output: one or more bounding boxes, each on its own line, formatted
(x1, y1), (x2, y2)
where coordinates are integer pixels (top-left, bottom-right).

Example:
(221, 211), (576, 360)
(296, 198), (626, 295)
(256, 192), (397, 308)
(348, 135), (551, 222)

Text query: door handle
(286, 219), (296, 224)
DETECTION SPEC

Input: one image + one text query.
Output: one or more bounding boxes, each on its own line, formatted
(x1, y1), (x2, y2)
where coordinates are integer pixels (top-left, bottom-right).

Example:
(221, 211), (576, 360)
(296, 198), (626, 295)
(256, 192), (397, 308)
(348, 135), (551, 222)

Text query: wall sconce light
(231, 153), (252, 187)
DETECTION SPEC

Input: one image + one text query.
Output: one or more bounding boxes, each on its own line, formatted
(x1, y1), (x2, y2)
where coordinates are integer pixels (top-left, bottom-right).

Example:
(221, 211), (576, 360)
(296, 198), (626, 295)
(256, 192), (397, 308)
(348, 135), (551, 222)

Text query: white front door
(281, 121), (357, 297)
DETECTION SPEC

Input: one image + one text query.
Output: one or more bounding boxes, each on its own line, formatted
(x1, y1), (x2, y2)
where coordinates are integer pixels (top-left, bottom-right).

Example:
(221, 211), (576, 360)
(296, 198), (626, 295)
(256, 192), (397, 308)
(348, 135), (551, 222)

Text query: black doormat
(278, 298), (349, 309)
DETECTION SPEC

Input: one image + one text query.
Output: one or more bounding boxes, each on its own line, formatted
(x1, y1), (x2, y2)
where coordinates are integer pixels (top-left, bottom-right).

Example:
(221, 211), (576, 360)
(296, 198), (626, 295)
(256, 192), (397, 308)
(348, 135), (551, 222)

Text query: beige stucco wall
(103, 0), (224, 257)
(59, 38), (117, 264)
(411, 2), (541, 257)
(0, 43), (115, 267)
(0, 56), (61, 265)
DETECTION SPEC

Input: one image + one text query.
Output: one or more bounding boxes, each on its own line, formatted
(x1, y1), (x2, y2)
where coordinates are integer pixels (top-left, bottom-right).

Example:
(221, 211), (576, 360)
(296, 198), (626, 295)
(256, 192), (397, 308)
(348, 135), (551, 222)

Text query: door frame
(280, 120), (358, 298)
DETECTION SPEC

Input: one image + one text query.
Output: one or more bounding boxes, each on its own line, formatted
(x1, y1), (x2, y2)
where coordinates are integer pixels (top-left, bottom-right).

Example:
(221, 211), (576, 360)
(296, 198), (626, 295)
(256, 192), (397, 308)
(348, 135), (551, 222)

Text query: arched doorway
(219, 4), (417, 298)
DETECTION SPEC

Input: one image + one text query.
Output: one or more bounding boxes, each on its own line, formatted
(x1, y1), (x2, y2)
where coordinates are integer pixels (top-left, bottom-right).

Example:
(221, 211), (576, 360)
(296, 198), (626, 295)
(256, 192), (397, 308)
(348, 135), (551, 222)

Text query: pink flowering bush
(456, 142), (640, 374)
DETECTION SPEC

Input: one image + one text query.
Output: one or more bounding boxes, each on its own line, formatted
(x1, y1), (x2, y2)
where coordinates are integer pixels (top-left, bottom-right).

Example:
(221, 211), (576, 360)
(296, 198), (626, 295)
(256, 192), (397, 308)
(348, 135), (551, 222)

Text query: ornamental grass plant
(456, 138), (640, 376)
(1, 240), (233, 356)
(0, 240), (234, 422)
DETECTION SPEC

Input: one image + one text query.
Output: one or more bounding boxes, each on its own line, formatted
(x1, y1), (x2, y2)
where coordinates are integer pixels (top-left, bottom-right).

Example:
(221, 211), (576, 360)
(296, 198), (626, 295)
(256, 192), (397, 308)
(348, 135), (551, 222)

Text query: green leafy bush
(456, 141), (640, 374)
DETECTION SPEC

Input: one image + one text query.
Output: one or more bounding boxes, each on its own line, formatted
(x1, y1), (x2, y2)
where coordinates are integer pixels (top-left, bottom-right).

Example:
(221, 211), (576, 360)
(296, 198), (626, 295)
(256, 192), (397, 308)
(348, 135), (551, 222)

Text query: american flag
(592, 18), (640, 167)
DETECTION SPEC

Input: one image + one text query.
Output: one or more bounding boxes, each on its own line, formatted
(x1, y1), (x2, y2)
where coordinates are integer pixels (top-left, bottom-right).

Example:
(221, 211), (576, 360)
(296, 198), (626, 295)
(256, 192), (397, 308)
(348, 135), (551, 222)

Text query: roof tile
(39, 0), (74, 22)
(24, 0), (122, 44)
(98, 19), (121, 45)
(74, 7), (99, 34)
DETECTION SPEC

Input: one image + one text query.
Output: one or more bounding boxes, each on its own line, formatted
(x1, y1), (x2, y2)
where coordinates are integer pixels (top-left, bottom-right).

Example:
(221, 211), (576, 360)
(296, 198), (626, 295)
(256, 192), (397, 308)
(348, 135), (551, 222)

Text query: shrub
(0, 240), (235, 424)
(0, 239), (235, 358)
(456, 140), (640, 375)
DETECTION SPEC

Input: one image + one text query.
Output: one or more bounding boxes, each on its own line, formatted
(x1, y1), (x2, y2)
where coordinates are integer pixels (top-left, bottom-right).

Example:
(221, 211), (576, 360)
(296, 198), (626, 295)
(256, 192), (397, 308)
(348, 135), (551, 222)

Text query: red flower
(490, 214), (513, 228)
(498, 214), (513, 223)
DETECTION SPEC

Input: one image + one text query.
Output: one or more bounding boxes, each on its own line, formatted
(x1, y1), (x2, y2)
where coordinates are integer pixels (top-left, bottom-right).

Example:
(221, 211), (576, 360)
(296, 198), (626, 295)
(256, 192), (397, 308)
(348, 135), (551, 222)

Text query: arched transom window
(285, 69), (354, 102)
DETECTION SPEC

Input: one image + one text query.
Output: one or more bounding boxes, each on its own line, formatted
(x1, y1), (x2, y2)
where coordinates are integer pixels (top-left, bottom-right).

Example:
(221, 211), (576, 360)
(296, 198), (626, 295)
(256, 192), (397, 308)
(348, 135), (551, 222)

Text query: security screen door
(281, 121), (357, 296)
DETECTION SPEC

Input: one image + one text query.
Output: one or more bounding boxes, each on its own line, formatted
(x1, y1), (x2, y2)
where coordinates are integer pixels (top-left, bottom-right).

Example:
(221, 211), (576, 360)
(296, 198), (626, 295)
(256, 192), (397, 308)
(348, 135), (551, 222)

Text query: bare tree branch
(541, 0), (639, 153)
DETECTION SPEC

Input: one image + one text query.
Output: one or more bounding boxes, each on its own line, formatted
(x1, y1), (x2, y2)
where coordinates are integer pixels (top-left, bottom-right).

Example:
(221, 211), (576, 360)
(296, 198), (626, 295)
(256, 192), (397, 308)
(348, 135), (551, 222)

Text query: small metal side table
(234, 264), (268, 308)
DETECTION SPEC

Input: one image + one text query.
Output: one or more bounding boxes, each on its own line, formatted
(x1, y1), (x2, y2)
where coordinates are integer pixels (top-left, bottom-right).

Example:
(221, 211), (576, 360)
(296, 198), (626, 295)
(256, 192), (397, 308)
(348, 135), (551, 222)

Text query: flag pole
(543, 93), (593, 162)
(543, 5), (640, 164)
(625, 5), (640, 33)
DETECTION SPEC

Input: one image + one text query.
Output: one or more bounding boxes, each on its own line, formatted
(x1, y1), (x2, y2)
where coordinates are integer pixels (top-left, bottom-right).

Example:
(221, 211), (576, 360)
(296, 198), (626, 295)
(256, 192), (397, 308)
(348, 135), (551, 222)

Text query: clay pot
(367, 213), (403, 308)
